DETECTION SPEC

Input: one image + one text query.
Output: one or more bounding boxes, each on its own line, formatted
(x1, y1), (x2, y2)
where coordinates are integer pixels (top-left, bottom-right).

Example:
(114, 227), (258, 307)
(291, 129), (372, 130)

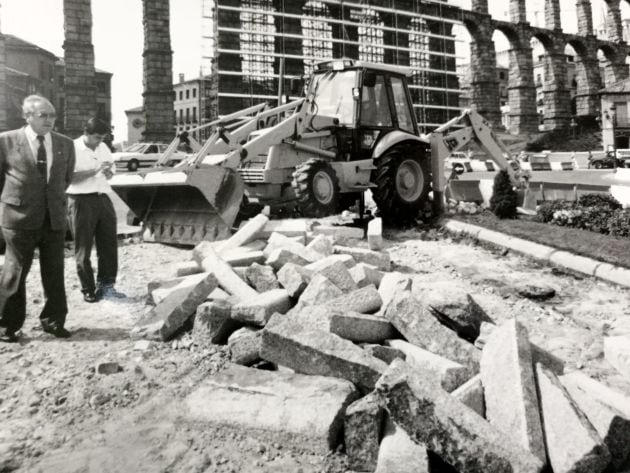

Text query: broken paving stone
(207, 287), (230, 301)
(173, 260), (201, 277)
(263, 232), (319, 261)
(362, 344), (405, 365)
(265, 248), (310, 271)
(476, 321), (565, 375)
(324, 284), (382, 314)
(349, 263), (383, 289)
(376, 359), (544, 473)
(228, 327), (262, 366)
(451, 374), (485, 417)
(415, 281), (492, 342)
(316, 260), (358, 293)
(344, 392), (383, 472)
(255, 219), (309, 241)
(298, 274), (343, 307)
(193, 300), (239, 345)
(260, 321), (388, 390)
(334, 245), (391, 271)
(311, 223), (364, 242)
(329, 311), (395, 344)
(604, 335), (630, 382)
(376, 413), (429, 473)
(245, 263), (280, 292)
(305, 254), (356, 273)
(536, 364), (610, 473)
(480, 319), (546, 464)
(386, 339), (472, 392)
(231, 289), (291, 327)
(561, 373), (630, 469)
(378, 272), (412, 310)
(197, 245), (259, 301)
(367, 217), (383, 251)
(305, 234), (334, 257)
(150, 273), (207, 306)
(219, 213), (269, 251)
(383, 290), (479, 370)
(514, 283), (556, 300)
(186, 364), (358, 454)
(95, 362), (122, 375)
(276, 263), (311, 298)
(132, 272), (219, 341)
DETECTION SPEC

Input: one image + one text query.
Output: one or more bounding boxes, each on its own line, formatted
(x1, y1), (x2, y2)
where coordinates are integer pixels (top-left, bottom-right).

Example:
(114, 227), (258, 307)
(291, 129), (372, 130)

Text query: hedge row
(535, 194), (630, 237)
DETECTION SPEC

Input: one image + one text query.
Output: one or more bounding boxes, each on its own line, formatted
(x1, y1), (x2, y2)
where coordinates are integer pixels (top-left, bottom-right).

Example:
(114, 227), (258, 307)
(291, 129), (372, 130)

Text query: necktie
(36, 135), (47, 181)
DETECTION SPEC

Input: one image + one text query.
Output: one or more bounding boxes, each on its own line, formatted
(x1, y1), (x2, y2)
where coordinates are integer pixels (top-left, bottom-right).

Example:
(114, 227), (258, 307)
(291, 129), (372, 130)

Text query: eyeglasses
(31, 112), (57, 120)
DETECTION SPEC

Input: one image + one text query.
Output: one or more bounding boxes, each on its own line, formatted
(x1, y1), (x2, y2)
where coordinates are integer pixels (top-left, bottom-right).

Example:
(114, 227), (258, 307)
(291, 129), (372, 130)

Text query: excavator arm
(429, 109), (529, 214)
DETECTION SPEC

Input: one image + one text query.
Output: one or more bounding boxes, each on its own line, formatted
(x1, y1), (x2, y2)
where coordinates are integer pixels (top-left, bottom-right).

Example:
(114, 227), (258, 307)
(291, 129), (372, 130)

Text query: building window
(240, 0), (276, 82)
(499, 71), (505, 80)
(193, 88), (197, 98)
(179, 91), (183, 101)
(179, 109), (183, 122)
(358, 7), (384, 63)
(301, 1), (333, 75)
(186, 108), (190, 122)
(186, 89), (190, 99)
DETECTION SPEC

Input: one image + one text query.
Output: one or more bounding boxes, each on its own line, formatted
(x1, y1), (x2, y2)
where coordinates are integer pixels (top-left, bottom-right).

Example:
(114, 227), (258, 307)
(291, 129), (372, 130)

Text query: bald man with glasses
(0, 95), (76, 342)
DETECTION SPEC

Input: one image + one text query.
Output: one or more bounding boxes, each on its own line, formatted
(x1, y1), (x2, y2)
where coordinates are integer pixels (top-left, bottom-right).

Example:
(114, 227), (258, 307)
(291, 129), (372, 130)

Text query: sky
(0, 0), (624, 143)
(1, 0), (203, 143)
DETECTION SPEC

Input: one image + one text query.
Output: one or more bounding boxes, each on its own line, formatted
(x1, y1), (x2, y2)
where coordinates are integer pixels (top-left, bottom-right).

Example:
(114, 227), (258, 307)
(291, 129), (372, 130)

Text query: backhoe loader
(110, 59), (528, 246)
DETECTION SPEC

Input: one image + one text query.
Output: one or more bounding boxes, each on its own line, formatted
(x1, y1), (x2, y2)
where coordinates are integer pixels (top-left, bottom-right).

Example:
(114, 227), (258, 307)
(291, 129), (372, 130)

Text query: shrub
(536, 200), (574, 223)
(490, 170), (518, 219)
(551, 208), (583, 227)
(577, 206), (615, 234)
(577, 194), (622, 211)
(608, 208), (630, 238)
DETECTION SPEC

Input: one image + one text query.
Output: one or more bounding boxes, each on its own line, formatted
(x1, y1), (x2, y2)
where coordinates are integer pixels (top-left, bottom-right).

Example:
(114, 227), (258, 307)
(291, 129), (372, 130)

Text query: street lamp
(610, 104), (618, 170)
(570, 116), (577, 139)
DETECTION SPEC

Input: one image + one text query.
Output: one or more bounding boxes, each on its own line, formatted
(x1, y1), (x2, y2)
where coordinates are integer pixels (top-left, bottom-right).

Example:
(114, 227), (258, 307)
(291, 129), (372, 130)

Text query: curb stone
(444, 219), (630, 288)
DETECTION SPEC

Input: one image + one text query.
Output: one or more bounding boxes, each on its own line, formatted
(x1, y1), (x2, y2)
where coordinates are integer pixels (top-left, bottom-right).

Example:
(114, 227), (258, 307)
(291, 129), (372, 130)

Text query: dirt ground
(1, 228), (630, 473)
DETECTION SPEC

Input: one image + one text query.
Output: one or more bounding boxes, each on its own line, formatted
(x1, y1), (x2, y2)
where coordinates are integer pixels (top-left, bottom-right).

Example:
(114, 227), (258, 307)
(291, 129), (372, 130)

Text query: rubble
(349, 263), (383, 288)
(315, 260), (358, 293)
(333, 245), (391, 271)
(230, 289), (291, 327)
(378, 272), (412, 310)
(244, 263), (280, 292)
(536, 364), (610, 473)
(297, 274), (343, 307)
(451, 374), (485, 417)
(260, 321), (388, 390)
(480, 319), (546, 463)
(131, 272), (219, 341)
(192, 300), (238, 345)
(367, 217), (383, 250)
(376, 414), (429, 473)
(344, 392), (383, 471)
(324, 284), (382, 314)
(376, 359), (545, 473)
(185, 364), (358, 453)
(276, 262), (310, 298)
(305, 234), (334, 257)
(383, 290), (480, 369)
(228, 327), (262, 366)
(196, 244), (258, 300)
(172, 260), (201, 277)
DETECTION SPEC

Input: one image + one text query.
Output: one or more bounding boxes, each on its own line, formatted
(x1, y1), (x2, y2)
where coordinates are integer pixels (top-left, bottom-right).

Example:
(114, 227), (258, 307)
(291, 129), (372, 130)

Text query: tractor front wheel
(292, 158), (340, 217)
(372, 145), (430, 226)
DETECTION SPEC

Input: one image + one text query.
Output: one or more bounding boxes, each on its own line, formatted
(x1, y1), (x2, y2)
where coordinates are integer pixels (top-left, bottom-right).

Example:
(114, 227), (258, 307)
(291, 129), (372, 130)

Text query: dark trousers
(0, 216), (68, 332)
(68, 193), (118, 294)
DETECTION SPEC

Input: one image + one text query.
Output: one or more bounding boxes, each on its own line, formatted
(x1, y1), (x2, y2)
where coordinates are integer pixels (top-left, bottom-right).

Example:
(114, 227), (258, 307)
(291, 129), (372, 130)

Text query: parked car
(112, 142), (189, 171)
(587, 151), (626, 169)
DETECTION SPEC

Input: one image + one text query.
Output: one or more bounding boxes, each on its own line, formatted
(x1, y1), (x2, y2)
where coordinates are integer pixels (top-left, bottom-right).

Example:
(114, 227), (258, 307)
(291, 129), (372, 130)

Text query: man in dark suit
(0, 95), (76, 342)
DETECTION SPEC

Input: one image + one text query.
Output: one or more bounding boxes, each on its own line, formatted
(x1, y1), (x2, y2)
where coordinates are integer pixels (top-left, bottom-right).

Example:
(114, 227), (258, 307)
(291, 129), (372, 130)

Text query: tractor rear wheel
(372, 145), (430, 226)
(292, 158), (340, 217)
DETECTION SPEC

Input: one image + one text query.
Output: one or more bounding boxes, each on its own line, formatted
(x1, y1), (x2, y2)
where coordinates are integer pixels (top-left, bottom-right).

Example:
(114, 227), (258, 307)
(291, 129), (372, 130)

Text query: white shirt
(66, 136), (114, 194)
(24, 125), (52, 182)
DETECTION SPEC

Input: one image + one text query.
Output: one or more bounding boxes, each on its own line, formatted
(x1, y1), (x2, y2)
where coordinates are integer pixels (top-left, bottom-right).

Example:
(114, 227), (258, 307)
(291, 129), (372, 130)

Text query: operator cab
(307, 59), (419, 160)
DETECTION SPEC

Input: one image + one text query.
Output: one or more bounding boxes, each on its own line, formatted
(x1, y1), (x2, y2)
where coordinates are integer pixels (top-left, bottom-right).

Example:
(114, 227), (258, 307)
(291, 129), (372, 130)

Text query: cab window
(360, 74), (392, 127)
(146, 144), (158, 154)
(391, 76), (415, 133)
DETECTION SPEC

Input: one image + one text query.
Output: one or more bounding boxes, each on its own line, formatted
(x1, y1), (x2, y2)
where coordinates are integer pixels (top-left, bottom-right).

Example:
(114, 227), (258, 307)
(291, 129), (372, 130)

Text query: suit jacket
(0, 128), (76, 231)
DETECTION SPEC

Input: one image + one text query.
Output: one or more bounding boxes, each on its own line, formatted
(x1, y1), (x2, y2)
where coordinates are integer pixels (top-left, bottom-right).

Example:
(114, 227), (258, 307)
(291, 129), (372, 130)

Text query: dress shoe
(97, 286), (126, 299)
(83, 291), (99, 303)
(0, 328), (17, 343)
(41, 324), (71, 339)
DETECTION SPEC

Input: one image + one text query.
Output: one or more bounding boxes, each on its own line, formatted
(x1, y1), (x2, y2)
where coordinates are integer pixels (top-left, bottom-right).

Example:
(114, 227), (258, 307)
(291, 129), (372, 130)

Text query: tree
(490, 170), (518, 219)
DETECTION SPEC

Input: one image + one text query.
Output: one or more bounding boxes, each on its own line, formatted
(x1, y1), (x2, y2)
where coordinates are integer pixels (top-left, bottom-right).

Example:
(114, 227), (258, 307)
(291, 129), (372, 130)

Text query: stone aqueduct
(1, 0), (629, 140)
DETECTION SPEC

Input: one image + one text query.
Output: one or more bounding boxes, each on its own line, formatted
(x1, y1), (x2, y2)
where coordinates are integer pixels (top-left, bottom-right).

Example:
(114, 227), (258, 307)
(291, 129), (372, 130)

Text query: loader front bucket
(110, 165), (244, 246)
